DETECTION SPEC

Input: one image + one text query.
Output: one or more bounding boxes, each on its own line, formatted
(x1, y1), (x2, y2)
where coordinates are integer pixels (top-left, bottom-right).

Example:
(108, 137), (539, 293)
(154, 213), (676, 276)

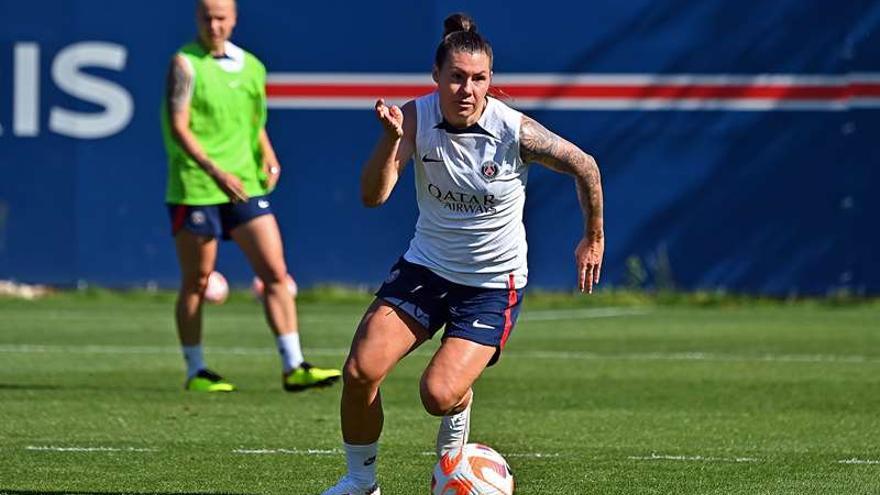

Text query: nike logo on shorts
(472, 319), (493, 330)
(258, 200), (270, 209)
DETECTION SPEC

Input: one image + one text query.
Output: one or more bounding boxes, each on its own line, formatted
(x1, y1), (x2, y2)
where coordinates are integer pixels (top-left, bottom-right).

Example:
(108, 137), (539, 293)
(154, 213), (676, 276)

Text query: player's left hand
(575, 233), (604, 294)
(263, 161), (281, 191)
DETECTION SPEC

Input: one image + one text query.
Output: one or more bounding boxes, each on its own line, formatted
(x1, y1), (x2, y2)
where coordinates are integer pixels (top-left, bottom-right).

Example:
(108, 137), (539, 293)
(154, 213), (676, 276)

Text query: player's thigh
(229, 213), (287, 281)
(346, 299), (431, 385)
(420, 337), (495, 412)
(174, 229), (218, 283)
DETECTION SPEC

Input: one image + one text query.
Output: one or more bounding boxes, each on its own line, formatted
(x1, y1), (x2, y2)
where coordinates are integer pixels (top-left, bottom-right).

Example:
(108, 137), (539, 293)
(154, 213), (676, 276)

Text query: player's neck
(198, 38), (227, 57)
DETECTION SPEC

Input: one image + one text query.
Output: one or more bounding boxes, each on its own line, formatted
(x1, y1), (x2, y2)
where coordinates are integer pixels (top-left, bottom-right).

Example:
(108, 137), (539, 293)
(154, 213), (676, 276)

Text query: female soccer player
(322, 13), (604, 494)
(162, 0), (340, 392)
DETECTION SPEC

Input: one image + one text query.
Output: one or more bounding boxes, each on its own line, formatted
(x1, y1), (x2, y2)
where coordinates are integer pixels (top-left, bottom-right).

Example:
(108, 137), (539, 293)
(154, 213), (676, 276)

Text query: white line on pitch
(0, 311), (353, 324)
(16, 446), (879, 465)
(628, 453), (760, 463)
(234, 448), (342, 455)
(233, 448), (559, 458)
(521, 307), (650, 321)
(25, 445), (157, 453)
(518, 350), (880, 364)
(417, 451), (560, 458)
(1, 344), (878, 365)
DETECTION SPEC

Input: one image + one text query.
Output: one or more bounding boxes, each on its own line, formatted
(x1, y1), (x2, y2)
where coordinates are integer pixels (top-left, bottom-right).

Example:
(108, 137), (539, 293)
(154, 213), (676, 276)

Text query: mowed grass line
(0, 296), (878, 494)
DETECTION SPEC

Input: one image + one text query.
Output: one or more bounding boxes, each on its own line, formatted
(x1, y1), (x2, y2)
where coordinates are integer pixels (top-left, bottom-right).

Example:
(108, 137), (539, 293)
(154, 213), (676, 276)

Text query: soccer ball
(203, 271), (229, 305)
(432, 443), (514, 495)
(251, 274), (298, 300)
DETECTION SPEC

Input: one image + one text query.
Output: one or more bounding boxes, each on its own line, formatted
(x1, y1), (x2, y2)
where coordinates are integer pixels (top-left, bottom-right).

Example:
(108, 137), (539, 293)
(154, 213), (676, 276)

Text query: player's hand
(215, 171), (249, 203)
(263, 161), (281, 191)
(375, 99), (404, 138)
(575, 232), (604, 294)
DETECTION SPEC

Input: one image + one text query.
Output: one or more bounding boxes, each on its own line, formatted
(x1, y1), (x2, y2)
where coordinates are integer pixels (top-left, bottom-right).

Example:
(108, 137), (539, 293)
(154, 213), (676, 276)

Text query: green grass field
(1, 292), (878, 494)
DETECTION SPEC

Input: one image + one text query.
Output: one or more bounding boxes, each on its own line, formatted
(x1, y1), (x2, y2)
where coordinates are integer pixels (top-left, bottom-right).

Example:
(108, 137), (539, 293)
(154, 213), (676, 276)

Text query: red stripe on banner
(850, 83), (880, 97)
(499, 84), (847, 99)
(265, 82), (880, 101)
(500, 274), (517, 348)
(267, 83), (434, 98)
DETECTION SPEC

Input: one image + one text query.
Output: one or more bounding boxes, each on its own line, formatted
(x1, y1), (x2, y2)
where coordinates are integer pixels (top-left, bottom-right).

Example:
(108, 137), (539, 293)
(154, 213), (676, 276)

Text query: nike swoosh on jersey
(472, 319), (494, 330)
(421, 153), (443, 163)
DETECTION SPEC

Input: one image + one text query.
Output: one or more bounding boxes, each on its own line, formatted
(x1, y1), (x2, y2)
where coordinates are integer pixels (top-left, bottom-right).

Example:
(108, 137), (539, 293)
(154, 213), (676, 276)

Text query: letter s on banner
(49, 42), (134, 139)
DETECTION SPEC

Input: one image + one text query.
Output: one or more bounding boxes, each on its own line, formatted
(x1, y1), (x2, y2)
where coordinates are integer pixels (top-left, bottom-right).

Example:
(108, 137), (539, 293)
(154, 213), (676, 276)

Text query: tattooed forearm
(164, 56), (220, 176)
(166, 56), (193, 113)
(520, 116), (604, 234)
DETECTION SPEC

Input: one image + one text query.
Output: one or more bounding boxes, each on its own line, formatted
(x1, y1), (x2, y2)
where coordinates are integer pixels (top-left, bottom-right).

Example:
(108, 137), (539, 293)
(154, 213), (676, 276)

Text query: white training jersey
(403, 91), (530, 289)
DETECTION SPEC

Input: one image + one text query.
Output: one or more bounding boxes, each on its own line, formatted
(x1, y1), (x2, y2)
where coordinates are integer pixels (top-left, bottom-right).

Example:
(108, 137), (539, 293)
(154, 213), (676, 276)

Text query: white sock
(436, 391), (472, 458)
(182, 345), (204, 379)
(344, 441), (378, 488)
(277, 332), (304, 373)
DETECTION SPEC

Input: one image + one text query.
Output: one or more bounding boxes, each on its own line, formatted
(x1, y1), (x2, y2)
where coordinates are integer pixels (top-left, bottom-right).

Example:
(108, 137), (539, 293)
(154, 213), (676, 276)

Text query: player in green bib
(162, 0), (340, 393)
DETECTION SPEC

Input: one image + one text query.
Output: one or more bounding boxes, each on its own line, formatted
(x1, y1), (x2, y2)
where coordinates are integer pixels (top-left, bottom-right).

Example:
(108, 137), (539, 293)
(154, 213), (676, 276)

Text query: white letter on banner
(49, 42), (133, 139)
(13, 43), (40, 137)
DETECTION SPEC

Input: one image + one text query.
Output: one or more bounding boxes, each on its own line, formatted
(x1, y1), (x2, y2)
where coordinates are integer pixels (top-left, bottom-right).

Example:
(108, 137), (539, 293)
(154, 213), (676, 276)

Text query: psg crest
(481, 161), (500, 180)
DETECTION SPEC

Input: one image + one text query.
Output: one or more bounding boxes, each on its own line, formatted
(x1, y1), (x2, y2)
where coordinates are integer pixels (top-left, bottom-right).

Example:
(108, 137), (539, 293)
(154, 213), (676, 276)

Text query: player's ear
(432, 66), (440, 83)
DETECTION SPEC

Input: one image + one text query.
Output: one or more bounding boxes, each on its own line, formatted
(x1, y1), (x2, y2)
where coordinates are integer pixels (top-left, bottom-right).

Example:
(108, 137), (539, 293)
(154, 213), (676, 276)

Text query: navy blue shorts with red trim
(167, 195), (273, 240)
(375, 257), (524, 366)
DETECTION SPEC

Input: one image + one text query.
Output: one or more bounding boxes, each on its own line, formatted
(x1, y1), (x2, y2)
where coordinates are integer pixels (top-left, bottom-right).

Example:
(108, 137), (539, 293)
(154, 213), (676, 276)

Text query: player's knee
(420, 379), (461, 416)
(342, 356), (384, 391)
(182, 272), (211, 295)
(258, 268), (287, 286)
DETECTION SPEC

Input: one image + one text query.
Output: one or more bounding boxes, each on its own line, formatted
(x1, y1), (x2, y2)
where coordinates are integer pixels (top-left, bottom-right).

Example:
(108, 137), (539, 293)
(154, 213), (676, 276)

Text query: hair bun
(442, 13), (477, 38)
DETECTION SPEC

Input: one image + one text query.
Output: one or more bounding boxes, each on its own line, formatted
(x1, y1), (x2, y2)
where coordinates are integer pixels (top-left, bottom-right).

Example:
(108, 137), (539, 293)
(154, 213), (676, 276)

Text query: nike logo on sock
(364, 455), (376, 466)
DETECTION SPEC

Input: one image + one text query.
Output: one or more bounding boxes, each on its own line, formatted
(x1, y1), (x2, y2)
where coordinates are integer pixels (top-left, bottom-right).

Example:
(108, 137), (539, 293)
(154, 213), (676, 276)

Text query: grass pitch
(0, 292), (878, 494)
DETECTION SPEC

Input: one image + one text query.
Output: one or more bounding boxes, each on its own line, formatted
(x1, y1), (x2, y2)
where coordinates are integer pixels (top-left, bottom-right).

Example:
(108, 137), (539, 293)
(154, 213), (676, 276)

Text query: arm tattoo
(520, 116), (604, 233)
(166, 57), (193, 113)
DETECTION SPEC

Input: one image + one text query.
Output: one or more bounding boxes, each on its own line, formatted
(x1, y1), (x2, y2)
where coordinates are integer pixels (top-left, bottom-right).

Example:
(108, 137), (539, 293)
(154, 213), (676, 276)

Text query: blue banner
(0, 1), (877, 294)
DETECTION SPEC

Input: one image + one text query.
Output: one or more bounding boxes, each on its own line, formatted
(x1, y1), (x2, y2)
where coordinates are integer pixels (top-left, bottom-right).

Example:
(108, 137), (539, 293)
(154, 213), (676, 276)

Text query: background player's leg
(230, 214), (294, 336)
(231, 214), (340, 389)
(173, 229), (222, 388)
(174, 229), (217, 347)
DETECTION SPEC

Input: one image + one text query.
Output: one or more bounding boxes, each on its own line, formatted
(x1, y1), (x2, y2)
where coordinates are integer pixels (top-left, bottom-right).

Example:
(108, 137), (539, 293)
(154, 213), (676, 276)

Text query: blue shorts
(167, 195), (273, 240)
(375, 258), (524, 366)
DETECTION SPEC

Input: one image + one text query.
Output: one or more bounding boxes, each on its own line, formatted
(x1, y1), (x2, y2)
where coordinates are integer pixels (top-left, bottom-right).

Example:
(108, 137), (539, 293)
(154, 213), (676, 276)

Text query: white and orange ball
(432, 443), (514, 495)
(203, 271), (229, 305)
(251, 273), (298, 300)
